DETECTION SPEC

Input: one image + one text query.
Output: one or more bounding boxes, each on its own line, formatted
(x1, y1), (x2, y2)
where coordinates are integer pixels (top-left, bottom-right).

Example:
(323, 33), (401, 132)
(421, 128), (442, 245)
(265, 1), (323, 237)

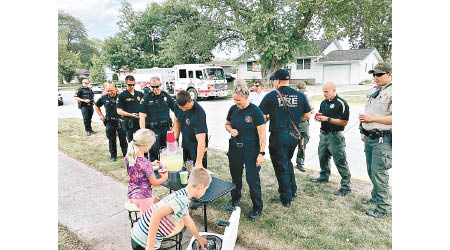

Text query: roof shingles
(319, 48), (375, 62)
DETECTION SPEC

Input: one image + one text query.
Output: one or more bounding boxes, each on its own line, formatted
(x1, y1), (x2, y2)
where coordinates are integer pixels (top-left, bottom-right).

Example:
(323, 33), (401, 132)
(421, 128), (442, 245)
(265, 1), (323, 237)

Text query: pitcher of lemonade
(160, 147), (184, 172)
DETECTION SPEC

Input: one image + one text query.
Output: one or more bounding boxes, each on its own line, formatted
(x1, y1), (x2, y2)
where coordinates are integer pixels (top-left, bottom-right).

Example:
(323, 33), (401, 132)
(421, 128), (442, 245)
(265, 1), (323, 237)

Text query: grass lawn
(58, 83), (82, 91)
(58, 118), (391, 250)
(58, 223), (92, 250)
(311, 90), (369, 106)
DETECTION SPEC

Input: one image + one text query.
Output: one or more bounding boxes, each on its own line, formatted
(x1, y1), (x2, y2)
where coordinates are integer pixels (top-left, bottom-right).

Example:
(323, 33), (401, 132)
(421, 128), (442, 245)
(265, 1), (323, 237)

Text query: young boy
(130, 168), (211, 250)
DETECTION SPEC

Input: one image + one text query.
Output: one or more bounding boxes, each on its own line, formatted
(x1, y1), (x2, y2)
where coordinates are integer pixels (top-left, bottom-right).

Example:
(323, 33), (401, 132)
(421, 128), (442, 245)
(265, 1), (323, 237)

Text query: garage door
(323, 64), (351, 85)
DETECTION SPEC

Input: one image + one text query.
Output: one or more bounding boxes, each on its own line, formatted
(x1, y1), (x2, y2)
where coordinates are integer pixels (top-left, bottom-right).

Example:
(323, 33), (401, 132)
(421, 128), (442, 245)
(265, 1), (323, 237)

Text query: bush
(359, 79), (373, 85)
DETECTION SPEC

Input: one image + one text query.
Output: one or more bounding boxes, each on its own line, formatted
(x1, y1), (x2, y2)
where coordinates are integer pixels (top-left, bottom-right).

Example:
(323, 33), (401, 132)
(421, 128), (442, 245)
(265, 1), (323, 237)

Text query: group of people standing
(74, 62), (392, 222)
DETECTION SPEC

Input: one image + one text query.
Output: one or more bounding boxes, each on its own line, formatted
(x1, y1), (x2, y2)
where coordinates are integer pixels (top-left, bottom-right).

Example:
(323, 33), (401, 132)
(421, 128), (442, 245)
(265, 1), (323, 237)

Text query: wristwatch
(259, 152), (265, 156)
(327, 117), (332, 123)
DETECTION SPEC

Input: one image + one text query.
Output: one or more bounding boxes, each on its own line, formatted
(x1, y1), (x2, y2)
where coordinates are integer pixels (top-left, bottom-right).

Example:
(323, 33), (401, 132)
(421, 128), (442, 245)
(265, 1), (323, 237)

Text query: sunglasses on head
(150, 85), (161, 89)
(373, 73), (386, 77)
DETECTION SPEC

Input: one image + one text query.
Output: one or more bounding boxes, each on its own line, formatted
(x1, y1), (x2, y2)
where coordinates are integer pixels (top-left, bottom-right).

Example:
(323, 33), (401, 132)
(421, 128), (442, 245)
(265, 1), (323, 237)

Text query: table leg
(203, 203), (207, 232)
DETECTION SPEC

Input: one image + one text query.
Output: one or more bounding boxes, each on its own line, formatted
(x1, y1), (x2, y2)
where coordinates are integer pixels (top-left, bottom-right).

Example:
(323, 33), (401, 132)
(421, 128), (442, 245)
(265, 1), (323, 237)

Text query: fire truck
(131, 64), (228, 100)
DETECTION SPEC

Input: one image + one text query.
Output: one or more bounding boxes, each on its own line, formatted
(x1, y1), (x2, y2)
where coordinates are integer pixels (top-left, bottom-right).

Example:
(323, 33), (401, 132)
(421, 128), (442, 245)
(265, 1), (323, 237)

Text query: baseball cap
(269, 69), (290, 80)
(368, 62), (392, 74)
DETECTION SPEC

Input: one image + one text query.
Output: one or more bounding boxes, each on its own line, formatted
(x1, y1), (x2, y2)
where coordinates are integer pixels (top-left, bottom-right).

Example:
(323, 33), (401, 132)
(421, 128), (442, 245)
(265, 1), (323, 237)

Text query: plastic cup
(179, 171), (188, 185)
(166, 131), (175, 143)
(158, 168), (167, 175)
(315, 112), (322, 118)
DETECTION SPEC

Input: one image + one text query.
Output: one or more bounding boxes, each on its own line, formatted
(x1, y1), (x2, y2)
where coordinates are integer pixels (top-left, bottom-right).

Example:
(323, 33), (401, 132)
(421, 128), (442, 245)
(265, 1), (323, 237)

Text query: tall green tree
(196, 0), (360, 86)
(89, 55), (106, 83)
(58, 26), (81, 86)
(58, 10), (99, 68)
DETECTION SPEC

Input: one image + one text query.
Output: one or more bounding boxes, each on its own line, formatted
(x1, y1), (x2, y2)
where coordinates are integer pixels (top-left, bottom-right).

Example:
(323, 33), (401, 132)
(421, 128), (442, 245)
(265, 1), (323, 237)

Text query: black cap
(270, 69), (290, 80)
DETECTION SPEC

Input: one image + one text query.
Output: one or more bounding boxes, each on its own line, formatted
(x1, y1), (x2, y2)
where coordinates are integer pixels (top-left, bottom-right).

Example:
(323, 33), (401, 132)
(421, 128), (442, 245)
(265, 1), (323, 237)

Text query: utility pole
(150, 34), (156, 66)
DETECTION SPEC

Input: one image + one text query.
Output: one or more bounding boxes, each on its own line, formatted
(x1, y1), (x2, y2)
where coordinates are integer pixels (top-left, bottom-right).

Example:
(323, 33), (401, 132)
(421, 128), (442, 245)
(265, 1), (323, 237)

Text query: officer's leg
(330, 133), (351, 191)
(372, 136), (392, 213)
(149, 129), (162, 162)
(270, 132), (293, 204)
(228, 145), (244, 203)
(243, 150), (263, 212)
(116, 123), (128, 157)
(269, 133), (283, 195)
(365, 138), (377, 202)
(105, 122), (117, 158)
(296, 122), (310, 167)
(317, 134), (331, 180)
(80, 106), (89, 132)
(87, 106), (94, 132)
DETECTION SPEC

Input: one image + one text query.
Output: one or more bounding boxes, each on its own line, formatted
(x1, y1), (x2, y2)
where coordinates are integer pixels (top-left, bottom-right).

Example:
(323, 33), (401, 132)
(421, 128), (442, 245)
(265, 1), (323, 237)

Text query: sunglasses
(254, 85), (260, 87)
(150, 85), (161, 89)
(127, 84), (135, 87)
(373, 73), (386, 77)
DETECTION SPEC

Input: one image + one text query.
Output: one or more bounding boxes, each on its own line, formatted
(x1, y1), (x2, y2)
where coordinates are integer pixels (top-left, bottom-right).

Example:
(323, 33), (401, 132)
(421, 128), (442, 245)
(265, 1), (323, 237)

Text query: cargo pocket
(382, 151), (392, 170)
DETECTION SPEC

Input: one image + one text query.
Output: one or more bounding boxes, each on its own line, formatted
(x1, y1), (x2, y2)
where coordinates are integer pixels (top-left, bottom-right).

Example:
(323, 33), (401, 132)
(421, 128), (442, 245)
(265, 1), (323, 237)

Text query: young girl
(126, 129), (168, 214)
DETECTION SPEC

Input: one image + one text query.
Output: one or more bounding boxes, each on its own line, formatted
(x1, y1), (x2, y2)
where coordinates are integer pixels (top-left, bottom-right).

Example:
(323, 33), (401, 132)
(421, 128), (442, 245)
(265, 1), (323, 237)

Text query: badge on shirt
(186, 118), (190, 125)
(245, 116), (252, 123)
(330, 103), (335, 109)
(137, 96), (141, 102)
(126, 98), (133, 102)
(164, 96), (167, 102)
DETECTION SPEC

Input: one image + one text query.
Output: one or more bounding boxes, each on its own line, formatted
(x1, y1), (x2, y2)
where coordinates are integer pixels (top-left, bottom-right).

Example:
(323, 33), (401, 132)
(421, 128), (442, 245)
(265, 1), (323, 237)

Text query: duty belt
(147, 120), (171, 129)
(320, 129), (341, 135)
(359, 124), (392, 139)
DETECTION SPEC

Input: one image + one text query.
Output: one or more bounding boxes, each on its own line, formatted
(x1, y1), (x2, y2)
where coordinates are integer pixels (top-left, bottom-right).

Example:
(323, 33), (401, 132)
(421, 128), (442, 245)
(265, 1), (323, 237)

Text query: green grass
(311, 90), (369, 105)
(58, 223), (92, 250)
(58, 118), (391, 250)
(58, 83), (82, 91)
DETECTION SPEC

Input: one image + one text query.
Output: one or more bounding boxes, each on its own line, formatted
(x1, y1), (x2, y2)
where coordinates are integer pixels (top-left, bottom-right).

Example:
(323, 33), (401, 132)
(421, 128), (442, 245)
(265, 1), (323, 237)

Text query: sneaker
(86, 131), (92, 136)
(296, 165), (306, 172)
(365, 209), (385, 218)
(248, 210), (262, 220)
(110, 157), (117, 162)
(334, 188), (351, 196)
(282, 202), (291, 210)
(89, 130), (97, 134)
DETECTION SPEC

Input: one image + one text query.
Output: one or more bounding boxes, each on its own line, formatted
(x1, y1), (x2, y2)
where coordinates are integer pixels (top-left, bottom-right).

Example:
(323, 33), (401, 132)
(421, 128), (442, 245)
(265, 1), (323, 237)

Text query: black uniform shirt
(175, 101), (208, 147)
(226, 103), (264, 145)
(259, 86), (311, 132)
(318, 95), (349, 132)
(117, 90), (144, 114)
(95, 95), (119, 120)
(138, 91), (179, 123)
(74, 87), (94, 107)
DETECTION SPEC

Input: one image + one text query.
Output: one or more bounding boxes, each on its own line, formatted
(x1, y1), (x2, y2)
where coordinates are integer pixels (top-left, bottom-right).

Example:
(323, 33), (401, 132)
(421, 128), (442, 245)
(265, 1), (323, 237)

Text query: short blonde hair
(188, 168), (212, 187)
(233, 84), (249, 96)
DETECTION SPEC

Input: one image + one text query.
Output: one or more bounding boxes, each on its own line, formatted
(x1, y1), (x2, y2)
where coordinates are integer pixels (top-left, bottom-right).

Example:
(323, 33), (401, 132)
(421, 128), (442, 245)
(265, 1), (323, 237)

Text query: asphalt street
(59, 85), (392, 182)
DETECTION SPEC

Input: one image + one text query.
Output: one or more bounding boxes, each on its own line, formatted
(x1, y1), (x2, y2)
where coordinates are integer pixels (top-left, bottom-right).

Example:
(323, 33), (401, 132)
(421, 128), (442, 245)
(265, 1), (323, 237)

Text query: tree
(89, 54), (106, 83)
(195, 0), (360, 86)
(58, 26), (81, 86)
(102, 34), (135, 71)
(58, 10), (99, 68)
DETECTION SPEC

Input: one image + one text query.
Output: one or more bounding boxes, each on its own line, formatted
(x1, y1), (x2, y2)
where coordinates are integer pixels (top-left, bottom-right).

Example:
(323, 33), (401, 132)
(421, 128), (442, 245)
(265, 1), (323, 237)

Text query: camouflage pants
(296, 121), (310, 167)
(365, 134), (392, 213)
(318, 131), (351, 191)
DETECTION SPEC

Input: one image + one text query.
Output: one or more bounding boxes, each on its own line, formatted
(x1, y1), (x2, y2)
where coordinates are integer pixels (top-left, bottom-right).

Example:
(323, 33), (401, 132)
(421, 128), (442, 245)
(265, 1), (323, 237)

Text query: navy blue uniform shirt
(318, 95), (349, 132)
(226, 103), (265, 145)
(75, 87), (94, 107)
(117, 90), (144, 114)
(175, 101), (208, 146)
(95, 95), (119, 120)
(259, 86), (311, 132)
(138, 91), (179, 123)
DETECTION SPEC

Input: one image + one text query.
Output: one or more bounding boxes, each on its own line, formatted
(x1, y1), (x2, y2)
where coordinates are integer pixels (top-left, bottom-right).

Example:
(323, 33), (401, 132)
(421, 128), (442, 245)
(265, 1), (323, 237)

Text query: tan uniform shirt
(362, 83), (392, 131)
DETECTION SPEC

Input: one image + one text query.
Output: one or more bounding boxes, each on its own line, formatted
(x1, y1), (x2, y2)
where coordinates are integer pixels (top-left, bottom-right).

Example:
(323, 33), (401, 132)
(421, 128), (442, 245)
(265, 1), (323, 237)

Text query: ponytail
(126, 140), (139, 166)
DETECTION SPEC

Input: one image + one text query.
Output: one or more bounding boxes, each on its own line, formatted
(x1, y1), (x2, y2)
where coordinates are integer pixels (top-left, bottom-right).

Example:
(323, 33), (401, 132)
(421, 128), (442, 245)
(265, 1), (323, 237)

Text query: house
(65, 69), (89, 84)
(205, 59), (235, 76)
(235, 40), (383, 85)
(105, 67), (132, 82)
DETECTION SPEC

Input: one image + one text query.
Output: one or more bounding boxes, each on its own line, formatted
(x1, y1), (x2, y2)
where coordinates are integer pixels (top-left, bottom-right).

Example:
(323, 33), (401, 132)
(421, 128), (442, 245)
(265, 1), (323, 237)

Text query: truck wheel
(187, 88), (198, 101)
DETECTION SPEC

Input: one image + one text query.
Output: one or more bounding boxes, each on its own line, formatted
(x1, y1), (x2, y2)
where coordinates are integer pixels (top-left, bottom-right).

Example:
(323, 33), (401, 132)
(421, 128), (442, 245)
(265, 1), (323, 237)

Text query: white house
(235, 40), (383, 85)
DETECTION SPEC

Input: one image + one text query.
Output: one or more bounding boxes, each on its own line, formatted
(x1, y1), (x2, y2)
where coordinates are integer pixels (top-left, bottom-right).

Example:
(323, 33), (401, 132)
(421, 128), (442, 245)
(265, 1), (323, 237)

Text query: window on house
(179, 69), (187, 78)
(188, 71), (193, 78)
(296, 59), (311, 70)
(247, 62), (253, 71)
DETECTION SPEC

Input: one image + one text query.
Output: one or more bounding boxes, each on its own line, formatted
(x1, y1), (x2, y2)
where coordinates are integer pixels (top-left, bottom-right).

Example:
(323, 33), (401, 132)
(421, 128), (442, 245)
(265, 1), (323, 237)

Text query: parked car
(90, 83), (102, 94)
(58, 91), (64, 106)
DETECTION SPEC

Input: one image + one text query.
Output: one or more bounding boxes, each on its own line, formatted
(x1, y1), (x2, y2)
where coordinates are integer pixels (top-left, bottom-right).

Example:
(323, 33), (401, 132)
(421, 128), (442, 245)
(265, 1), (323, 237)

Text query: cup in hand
(315, 112), (322, 121)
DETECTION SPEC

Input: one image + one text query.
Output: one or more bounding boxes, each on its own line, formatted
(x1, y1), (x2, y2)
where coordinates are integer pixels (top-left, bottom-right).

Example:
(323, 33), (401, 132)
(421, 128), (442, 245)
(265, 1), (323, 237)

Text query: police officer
(225, 84), (266, 220)
(295, 81), (314, 172)
(259, 69), (311, 209)
(359, 62), (392, 218)
(74, 79), (96, 136)
(117, 75), (144, 142)
(139, 76), (179, 162)
(173, 90), (208, 169)
(312, 82), (351, 196)
(94, 83), (128, 161)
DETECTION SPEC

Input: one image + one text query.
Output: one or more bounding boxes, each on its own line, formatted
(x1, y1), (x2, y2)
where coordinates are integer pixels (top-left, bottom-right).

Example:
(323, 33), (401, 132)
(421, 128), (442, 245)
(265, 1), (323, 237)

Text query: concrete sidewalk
(58, 151), (247, 250)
